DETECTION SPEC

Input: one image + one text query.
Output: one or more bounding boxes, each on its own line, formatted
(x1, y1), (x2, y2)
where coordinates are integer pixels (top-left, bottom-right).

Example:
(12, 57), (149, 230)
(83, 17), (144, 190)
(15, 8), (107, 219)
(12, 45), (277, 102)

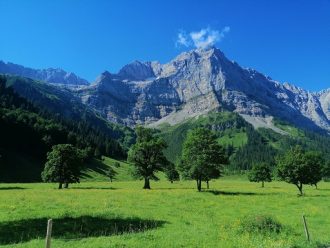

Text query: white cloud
(176, 26), (230, 49)
(176, 31), (190, 47)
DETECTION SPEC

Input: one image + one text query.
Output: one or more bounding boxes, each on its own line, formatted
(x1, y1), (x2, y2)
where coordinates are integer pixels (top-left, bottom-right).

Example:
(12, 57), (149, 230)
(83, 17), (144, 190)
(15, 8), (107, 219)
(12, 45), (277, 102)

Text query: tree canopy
(165, 162), (180, 183)
(276, 146), (324, 195)
(179, 128), (228, 191)
(127, 127), (169, 189)
(41, 144), (84, 189)
(248, 162), (272, 187)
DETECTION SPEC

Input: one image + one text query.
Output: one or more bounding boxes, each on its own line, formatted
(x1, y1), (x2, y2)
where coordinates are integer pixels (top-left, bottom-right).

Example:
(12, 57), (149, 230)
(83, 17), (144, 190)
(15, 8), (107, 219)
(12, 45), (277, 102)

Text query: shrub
(112, 161), (121, 168)
(240, 215), (282, 234)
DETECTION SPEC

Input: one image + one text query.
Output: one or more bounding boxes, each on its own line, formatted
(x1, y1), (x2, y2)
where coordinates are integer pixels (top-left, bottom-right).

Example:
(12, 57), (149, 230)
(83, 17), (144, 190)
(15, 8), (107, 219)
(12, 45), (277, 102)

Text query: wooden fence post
(45, 219), (53, 248)
(302, 215), (310, 242)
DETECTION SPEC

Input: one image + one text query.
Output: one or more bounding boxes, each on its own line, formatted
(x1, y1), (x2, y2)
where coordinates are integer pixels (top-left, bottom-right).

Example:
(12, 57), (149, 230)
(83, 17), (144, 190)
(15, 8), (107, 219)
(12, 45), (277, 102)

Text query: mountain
(76, 47), (330, 133)
(0, 61), (89, 86)
(1, 49), (330, 181)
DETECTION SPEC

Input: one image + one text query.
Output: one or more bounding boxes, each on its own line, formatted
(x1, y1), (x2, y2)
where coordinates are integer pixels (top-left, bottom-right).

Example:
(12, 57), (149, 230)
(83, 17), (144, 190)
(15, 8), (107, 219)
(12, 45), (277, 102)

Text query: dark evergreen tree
(230, 126), (276, 170)
(94, 147), (102, 159)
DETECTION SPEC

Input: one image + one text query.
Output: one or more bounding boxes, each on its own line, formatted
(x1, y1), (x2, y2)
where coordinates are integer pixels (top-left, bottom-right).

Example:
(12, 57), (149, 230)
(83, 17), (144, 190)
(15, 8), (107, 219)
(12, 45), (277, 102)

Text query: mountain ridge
(0, 60), (89, 86)
(77, 47), (330, 132)
(1, 47), (329, 133)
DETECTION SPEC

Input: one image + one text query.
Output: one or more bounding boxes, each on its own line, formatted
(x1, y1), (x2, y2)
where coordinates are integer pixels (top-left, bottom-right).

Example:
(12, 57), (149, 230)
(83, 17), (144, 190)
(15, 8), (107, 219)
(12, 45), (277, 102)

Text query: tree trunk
(64, 183), (69, 189)
(206, 180), (209, 189)
(143, 178), (151, 189)
(58, 182), (63, 189)
(110, 178), (112, 182)
(171, 180), (173, 184)
(296, 183), (303, 195)
(197, 179), (202, 192)
(314, 183), (318, 189)
(262, 181), (264, 188)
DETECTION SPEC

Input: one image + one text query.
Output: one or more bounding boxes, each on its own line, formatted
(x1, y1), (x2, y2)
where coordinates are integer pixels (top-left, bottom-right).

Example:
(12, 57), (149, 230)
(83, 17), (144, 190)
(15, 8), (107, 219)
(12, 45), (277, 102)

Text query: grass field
(0, 177), (329, 248)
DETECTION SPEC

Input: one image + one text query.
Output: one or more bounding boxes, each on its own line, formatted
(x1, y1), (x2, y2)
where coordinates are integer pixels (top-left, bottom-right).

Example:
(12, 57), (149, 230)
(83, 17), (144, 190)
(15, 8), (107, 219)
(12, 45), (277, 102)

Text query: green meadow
(0, 176), (329, 248)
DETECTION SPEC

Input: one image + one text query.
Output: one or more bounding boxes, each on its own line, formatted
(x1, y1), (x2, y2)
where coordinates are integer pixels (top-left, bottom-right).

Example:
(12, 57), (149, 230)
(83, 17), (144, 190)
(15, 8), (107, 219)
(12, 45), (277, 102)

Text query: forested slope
(0, 75), (134, 182)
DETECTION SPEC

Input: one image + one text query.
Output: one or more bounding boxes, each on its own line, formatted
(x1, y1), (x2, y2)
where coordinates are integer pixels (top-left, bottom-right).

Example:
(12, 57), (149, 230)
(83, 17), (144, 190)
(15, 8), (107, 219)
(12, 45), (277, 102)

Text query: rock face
(318, 89), (330, 121)
(77, 47), (330, 132)
(0, 61), (89, 86)
(117, 61), (158, 81)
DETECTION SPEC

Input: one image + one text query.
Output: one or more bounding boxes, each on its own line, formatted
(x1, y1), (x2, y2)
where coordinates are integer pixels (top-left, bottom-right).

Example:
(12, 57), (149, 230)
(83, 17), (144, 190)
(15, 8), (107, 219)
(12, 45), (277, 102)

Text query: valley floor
(0, 178), (329, 248)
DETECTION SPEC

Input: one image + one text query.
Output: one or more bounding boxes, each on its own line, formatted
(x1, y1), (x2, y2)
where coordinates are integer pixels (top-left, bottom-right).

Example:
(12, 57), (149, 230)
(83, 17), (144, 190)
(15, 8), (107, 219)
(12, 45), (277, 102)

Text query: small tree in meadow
(107, 166), (117, 182)
(165, 163), (180, 183)
(277, 146), (324, 195)
(42, 144), (83, 189)
(179, 128), (228, 191)
(128, 126), (169, 189)
(248, 162), (272, 187)
(304, 151), (324, 189)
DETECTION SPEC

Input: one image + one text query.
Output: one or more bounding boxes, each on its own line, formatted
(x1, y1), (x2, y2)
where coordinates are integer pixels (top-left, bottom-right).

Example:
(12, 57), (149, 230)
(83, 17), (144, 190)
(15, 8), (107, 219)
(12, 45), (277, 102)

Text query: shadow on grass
(206, 190), (257, 196)
(153, 187), (196, 190)
(80, 159), (109, 179)
(316, 242), (330, 248)
(205, 190), (281, 196)
(304, 194), (329, 198)
(0, 216), (166, 245)
(71, 186), (117, 190)
(0, 187), (25, 190)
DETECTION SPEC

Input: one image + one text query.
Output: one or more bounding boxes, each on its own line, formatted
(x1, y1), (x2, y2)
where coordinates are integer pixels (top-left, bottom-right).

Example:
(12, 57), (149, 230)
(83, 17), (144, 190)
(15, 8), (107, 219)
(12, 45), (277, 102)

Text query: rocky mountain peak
(117, 60), (156, 81)
(171, 46), (223, 63)
(82, 47), (330, 131)
(101, 70), (112, 77)
(93, 70), (113, 85)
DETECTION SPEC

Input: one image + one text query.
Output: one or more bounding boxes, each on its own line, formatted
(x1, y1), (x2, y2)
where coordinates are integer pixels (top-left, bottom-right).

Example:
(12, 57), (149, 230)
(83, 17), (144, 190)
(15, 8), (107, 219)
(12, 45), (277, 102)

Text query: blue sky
(0, 0), (329, 91)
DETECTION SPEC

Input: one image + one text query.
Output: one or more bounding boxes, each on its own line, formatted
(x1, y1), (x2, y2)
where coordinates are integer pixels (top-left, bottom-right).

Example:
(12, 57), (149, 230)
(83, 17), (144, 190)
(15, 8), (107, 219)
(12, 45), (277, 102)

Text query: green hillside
(81, 157), (135, 182)
(158, 112), (248, 163)
(81, 156), (166, 182)
(158, 111), (330, 171)
(0, 75), (134, 182)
